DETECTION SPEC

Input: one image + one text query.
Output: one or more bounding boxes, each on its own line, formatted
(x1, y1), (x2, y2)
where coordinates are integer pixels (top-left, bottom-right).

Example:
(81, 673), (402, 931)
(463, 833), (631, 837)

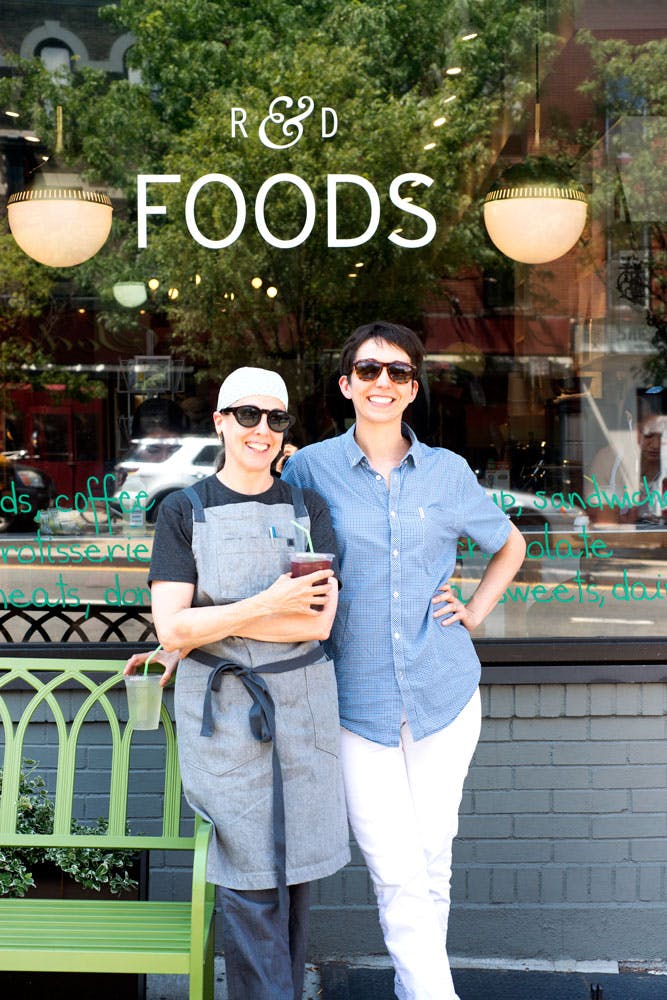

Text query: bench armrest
(189, 816), (215, 957)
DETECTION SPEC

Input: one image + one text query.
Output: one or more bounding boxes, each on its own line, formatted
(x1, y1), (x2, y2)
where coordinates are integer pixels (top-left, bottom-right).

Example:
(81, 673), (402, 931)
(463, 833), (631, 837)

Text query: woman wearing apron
(125, 367), (349, 1000)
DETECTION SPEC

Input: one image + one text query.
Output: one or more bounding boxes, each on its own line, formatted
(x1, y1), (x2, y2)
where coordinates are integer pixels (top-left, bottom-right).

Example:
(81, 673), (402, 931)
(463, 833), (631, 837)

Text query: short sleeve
(147, 491), (197, 585)
(456, 459), (512, 555)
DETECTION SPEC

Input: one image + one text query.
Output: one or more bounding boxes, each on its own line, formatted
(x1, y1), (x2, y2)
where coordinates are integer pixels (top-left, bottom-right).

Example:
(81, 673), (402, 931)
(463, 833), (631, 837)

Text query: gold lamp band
(8, 188), (112, 208)
(484, 185), (587, 204)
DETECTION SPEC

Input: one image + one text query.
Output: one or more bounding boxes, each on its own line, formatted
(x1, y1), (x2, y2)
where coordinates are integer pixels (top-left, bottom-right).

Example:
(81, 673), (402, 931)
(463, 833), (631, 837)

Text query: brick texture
(3, 682), (667, 961)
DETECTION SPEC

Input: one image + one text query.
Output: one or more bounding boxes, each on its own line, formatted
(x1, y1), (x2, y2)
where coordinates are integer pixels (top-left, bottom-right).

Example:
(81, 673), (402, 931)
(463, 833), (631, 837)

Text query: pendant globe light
(483, 8), (587, 264)
(483, 159), (587, 264)
(7, 106), (112, 268)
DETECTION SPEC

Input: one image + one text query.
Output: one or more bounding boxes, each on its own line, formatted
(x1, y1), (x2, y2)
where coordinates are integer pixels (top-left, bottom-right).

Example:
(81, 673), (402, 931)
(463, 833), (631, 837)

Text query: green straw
(290, 520), (314, 553)
(143, 644), (162, 676)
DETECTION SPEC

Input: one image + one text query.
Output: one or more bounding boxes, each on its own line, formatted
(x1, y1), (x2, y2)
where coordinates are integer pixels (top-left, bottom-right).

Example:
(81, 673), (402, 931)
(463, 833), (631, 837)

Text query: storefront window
(0, 0), (665, 643)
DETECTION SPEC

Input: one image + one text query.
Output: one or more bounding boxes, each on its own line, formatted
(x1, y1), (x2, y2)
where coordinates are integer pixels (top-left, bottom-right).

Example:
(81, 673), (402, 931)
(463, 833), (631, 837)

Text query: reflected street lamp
(113, 281), (148, 308)
(483, 165), (587, 265)
(8, 187), (112, 268)
(7, 106), (112, 268)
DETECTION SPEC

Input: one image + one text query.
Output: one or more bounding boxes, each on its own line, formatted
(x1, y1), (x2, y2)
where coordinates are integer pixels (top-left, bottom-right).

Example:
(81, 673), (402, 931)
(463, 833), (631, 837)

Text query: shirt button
(394, 631), (400, 640)
(390, 511), (396, 517)
(375, 474), (382, 481)
(393, 591), (399, 599)
(393, 549), (399, 557)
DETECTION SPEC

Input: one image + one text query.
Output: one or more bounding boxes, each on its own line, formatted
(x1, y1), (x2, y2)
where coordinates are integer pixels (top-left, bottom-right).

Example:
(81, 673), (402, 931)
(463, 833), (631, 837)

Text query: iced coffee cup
(124, 673), (163, 730)
(290, 552), (334, 610)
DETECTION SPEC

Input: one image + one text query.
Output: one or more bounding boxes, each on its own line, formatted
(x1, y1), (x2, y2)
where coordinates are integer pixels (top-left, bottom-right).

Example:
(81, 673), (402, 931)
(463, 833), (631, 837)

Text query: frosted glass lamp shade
(113, 281), (148, 308)
(483, 183), (587, 265)
(7, 188), (113, 267)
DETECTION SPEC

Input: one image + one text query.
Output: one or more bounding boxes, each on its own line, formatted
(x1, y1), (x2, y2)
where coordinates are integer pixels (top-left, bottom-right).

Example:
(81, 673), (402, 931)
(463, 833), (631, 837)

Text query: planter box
(1, 858), (147, 1000)
(23, 859), (147, 902)
(0, 970), (146, 1000)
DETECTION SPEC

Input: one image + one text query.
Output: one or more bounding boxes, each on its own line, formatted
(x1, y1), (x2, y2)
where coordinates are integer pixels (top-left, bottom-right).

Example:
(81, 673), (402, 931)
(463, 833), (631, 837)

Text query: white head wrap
(216, 367), (289, 411)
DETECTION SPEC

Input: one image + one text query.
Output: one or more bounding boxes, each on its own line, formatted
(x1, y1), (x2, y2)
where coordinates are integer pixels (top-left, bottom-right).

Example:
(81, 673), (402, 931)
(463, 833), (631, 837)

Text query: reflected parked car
(0, 453), (55, 532)
(113, 436), (222, 522)
(113, 430), (590, 532)
(114, 435), (590, 533)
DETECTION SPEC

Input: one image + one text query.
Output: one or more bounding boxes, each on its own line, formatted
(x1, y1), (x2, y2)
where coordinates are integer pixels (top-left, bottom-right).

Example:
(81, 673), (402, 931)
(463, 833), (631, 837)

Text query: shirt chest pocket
(399, 505), (459, 573)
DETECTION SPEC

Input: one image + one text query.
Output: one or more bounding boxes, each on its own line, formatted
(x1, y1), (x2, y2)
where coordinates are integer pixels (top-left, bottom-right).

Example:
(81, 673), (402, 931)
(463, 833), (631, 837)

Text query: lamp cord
(534, 3), (541, 151)
(55, 105), (64, 155)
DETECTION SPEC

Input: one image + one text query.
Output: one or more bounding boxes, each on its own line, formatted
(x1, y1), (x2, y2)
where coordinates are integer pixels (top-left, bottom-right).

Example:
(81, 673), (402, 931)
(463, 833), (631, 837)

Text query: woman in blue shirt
(282, 321), (526, 1000)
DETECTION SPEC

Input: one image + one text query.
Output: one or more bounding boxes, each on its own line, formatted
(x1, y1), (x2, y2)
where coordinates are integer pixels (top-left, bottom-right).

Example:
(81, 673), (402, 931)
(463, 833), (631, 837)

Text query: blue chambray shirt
(282, 424), (511, 747)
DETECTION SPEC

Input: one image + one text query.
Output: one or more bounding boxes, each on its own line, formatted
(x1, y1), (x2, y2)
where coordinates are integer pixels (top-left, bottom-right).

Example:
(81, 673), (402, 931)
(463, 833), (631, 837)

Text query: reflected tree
(577, 31), (667, 384)
(1, 0), (574, 401)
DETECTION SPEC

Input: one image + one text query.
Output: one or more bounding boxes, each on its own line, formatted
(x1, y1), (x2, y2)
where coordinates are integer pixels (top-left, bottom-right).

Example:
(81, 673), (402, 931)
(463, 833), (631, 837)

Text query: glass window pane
(0, 1), (664, 641)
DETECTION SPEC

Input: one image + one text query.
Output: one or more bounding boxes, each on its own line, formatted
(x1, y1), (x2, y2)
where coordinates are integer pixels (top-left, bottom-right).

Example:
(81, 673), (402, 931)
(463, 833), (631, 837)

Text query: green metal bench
(0, 655), (215, 999)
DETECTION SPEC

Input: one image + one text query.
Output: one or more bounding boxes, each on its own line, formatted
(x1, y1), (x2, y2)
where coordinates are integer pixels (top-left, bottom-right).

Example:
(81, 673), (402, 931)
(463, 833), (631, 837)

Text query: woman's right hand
(257, 569), (335, 616)
(124, 648), (183, 687)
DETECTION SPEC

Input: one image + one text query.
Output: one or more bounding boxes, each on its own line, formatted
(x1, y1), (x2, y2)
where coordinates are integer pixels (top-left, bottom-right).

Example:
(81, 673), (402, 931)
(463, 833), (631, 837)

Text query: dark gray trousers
(217, 882), (310, 1000)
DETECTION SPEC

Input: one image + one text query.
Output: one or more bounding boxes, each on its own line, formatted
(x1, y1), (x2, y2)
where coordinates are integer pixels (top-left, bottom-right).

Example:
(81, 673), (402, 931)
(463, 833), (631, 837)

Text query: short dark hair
(339, 321), (424, 377)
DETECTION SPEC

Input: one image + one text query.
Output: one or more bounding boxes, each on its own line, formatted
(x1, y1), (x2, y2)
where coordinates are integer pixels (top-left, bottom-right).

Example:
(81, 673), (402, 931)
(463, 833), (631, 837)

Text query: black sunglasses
(220, 405), (296, 433)
(349, 358), (417, 384)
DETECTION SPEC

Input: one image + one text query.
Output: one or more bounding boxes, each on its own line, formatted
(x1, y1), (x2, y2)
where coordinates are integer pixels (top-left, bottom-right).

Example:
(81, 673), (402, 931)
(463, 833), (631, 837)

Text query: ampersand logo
(258, 96), (316, 149)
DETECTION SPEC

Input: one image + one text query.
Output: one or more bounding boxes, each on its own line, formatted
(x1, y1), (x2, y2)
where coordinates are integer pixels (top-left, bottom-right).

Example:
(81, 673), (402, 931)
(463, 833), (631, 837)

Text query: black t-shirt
(148, 474), (338, 585)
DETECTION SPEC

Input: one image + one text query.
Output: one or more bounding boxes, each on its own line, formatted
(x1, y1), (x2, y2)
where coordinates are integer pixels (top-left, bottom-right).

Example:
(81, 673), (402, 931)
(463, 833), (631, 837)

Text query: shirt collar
(342, 422), (423, 468)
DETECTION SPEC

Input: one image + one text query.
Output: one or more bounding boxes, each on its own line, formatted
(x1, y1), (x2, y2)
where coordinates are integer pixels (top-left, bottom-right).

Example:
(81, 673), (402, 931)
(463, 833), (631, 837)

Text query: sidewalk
(147, 957), (667, 999)
(319, 962), (666, 999)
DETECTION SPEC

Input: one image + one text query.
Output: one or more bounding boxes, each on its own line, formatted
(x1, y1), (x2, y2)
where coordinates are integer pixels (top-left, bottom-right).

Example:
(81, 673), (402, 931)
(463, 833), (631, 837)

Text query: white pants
(340, 689), (481, 1000)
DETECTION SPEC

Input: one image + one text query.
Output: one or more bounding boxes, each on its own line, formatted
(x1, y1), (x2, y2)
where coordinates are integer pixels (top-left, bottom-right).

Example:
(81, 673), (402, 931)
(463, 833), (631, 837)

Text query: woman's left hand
(432, 583), (480, 632)
(123, 648), (184, 686)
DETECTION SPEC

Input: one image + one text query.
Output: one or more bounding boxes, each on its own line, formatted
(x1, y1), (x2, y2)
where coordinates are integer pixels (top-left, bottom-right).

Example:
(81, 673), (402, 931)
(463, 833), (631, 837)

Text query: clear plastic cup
(290, 552), (334, 610)
(124, 673), (163, 730)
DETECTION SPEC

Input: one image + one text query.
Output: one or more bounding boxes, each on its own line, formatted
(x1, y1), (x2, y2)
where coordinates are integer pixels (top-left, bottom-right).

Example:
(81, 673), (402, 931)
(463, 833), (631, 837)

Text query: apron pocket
(218, 537), (291, 600)
(176, 670), (264, 775)
(304, 658), (340, 757)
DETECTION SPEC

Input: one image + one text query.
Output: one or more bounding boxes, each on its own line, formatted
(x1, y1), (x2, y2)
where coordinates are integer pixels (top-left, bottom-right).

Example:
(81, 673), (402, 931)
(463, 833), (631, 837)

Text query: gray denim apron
(173, 481), (350, 890)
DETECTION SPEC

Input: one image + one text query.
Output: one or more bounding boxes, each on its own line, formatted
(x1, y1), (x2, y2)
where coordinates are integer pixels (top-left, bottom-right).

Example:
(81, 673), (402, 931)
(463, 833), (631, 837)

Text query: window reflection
(0, 1), (665, 638)
(37, 41), (72, 74)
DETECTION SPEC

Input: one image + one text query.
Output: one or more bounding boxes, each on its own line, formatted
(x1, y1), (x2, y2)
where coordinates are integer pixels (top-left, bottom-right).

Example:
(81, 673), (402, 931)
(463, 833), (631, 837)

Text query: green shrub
(0, 759), (138, 898)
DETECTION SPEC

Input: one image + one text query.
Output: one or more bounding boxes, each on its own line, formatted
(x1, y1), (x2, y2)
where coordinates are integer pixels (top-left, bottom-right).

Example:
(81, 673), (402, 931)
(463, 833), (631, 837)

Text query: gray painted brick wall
(3, 682), (666, 962)
(309, 682), (667, 962)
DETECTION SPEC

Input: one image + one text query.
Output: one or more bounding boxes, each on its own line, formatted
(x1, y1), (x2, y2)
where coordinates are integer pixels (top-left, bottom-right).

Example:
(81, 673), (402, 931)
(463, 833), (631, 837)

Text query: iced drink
(124, 673), (163, 730)
(290, 552), (334, 610)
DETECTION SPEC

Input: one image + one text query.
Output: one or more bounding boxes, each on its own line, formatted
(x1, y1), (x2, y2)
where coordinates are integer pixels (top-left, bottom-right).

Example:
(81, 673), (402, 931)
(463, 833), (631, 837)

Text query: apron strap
(191, 646), (323, 739)
(183, 485), (206, 522)
(288, 483), (311, 548)
(288, 484), (308, 520)
(185, 483), (308, 530)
